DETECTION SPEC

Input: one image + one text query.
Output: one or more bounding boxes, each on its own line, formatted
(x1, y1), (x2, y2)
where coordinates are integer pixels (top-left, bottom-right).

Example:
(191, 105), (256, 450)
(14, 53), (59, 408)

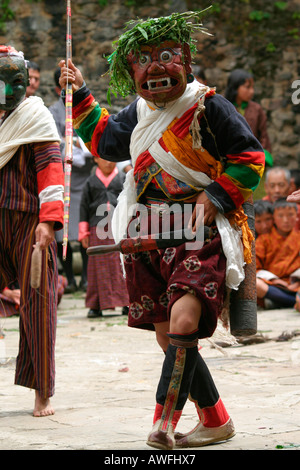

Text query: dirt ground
(1, 290), (300, 453)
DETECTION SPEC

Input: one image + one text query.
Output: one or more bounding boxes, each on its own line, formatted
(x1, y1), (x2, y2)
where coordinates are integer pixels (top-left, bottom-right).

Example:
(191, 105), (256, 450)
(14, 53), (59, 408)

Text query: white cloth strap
(130, 80), (207, 165)
(0, 96), (60, 169)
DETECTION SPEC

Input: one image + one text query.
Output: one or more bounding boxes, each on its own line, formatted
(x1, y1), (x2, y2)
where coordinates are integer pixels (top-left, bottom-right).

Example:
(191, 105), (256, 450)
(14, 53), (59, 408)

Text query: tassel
(189, 86), (213, 150)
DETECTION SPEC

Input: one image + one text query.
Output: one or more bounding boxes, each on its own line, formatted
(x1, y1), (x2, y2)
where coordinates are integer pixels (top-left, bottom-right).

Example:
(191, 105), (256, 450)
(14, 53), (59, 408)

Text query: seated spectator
(288, 169), (300, 230)
(256, 198), (300, 309)
(0, 275), (67, 318)
(289, 169), (300, 195)
(263, 167), (291, 203)
(254, 199), (274, 238)
(0, 285), (20, 317)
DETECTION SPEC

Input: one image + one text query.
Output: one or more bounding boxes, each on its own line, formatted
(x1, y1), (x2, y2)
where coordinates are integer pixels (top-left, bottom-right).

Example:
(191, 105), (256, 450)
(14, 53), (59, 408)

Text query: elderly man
(263, 167), (290, 203)
(59, 10), (264, 449)
(264, 167), (300, 231)
(0, 46), (64, 416)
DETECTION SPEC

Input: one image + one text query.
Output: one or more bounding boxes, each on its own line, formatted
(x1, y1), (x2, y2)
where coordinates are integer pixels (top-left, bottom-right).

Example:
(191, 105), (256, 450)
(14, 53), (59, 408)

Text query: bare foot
(33, 390), (55, 417)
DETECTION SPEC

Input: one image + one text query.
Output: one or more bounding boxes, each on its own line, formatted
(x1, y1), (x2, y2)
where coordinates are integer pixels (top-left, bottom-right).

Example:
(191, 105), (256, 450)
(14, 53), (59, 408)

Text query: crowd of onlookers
(254, 167), (300, 311)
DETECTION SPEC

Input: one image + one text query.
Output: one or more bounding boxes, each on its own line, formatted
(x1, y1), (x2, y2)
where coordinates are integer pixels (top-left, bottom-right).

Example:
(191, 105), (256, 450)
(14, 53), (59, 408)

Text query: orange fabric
(163, 120), (223, 180)
(256, 226), (300, 282)
(226, 207), (254, 264)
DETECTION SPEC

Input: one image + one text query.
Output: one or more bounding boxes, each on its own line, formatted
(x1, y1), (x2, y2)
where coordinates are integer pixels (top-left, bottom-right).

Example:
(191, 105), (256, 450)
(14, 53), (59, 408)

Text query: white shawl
(112, 82), (245, 289)
(0, 96), (60, 169)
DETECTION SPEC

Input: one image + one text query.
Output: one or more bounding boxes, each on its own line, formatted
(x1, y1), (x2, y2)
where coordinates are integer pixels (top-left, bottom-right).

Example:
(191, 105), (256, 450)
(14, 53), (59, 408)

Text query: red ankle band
(196, 398), (230, 427)
(153, 403), (182, 430)
(153, 403), (163, 424)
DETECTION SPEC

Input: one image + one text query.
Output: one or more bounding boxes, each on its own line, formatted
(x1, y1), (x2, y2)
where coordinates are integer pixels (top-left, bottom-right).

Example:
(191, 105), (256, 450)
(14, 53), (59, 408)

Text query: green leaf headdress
(106, 8), (212, 103)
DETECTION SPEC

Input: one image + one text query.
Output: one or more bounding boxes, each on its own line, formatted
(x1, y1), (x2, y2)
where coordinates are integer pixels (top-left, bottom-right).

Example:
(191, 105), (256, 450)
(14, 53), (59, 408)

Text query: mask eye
(139, 54), (151, 67)
(160, 50), (173, 64)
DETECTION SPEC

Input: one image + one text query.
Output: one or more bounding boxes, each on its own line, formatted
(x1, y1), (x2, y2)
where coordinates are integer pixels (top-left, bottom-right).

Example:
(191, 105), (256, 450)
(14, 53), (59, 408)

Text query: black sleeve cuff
(205, 181), (236, 213)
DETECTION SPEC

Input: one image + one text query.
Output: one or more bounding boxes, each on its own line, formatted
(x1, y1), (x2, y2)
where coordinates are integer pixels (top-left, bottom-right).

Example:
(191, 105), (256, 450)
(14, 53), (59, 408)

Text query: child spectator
(225, 69), (272, 159)
(254, 199), (274, 238)
(79, 157), (129, 318)
(256, 198), (300, 308)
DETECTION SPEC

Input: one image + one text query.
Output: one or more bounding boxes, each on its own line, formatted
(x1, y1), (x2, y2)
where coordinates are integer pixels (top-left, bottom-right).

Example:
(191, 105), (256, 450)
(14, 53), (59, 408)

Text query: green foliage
(105, 8), (213, 102)
(266, 42), (276, 52)
(210, 3), (221, 14)
(0, 0), (15, 32)
(249, 10), (271, 21)
(288, 28), (299, 39)
(274, 2), (288, 11)
(0, 0), (42, 32)
(124, 0), (137, 6)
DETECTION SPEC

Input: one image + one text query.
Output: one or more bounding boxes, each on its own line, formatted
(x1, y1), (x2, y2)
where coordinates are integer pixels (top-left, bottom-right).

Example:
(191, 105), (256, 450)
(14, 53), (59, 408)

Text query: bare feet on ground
(33, 390), (55, 417)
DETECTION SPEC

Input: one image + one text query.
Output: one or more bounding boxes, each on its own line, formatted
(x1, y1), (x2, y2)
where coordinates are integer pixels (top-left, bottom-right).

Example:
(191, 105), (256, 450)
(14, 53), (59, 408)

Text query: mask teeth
(147, 77), (171, 89)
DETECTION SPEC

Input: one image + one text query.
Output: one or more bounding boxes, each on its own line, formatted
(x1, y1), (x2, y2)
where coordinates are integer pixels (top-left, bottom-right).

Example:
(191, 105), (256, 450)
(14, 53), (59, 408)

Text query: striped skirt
(85, 226), (129, 310)
(0, 209), (58, 398)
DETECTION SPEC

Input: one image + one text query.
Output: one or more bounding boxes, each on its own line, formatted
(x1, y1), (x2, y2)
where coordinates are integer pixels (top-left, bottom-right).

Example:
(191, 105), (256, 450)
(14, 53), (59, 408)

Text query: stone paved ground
(1, 291), (300, 452)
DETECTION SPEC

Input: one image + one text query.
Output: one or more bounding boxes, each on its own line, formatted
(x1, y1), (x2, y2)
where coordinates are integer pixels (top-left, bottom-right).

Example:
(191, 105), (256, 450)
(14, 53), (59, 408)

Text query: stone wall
(1, 0), (300, 167)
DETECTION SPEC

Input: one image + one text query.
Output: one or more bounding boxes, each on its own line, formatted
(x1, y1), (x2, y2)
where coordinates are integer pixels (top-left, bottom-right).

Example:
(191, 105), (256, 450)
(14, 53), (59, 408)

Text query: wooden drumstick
(30, 242), (42, 289)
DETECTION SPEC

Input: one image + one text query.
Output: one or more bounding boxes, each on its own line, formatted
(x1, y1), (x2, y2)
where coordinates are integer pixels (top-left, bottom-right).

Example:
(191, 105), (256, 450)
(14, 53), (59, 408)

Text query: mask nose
(148, 60), (165, 74)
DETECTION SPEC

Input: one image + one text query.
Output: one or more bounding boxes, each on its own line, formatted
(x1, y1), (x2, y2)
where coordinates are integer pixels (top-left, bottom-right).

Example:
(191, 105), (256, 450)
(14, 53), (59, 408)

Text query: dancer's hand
(189, 191), (218, 232)
(59, 58), (84, 92)
(35, 222), (55, 250)
(81, 237), (89, 249)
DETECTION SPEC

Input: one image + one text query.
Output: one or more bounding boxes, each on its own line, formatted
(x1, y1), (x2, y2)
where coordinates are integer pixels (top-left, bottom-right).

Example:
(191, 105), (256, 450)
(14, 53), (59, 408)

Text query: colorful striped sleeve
(72, 86), (137, 161)
(72, 87), (109, 157)
(34, 141), (64, 230)
(203, 94), (265, 213)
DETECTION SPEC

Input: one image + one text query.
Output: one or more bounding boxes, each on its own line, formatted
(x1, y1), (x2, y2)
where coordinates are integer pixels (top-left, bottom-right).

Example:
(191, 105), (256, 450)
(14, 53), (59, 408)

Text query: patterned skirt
(125, 231), (226, 339)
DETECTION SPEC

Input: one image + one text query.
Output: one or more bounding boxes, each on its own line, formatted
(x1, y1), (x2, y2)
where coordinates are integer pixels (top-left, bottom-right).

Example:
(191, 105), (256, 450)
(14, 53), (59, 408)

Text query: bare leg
(33, 390), (55, 417)
(256, 278), (269, 298)
(154, 321), (169, 352)
(169, 292), (202, 333)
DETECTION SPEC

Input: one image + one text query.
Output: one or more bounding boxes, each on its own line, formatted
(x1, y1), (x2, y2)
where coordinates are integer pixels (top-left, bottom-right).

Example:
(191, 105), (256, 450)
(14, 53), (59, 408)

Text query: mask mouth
(142, 77), (178, 91)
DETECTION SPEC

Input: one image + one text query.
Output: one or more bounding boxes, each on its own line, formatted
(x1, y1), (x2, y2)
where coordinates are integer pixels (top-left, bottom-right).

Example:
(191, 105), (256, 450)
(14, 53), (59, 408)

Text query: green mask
(0, 56), (28, 111)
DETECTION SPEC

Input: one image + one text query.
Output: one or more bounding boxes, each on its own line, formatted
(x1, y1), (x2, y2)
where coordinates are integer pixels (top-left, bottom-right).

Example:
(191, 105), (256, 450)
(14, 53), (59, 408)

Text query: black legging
(57, 242), (87, 285)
